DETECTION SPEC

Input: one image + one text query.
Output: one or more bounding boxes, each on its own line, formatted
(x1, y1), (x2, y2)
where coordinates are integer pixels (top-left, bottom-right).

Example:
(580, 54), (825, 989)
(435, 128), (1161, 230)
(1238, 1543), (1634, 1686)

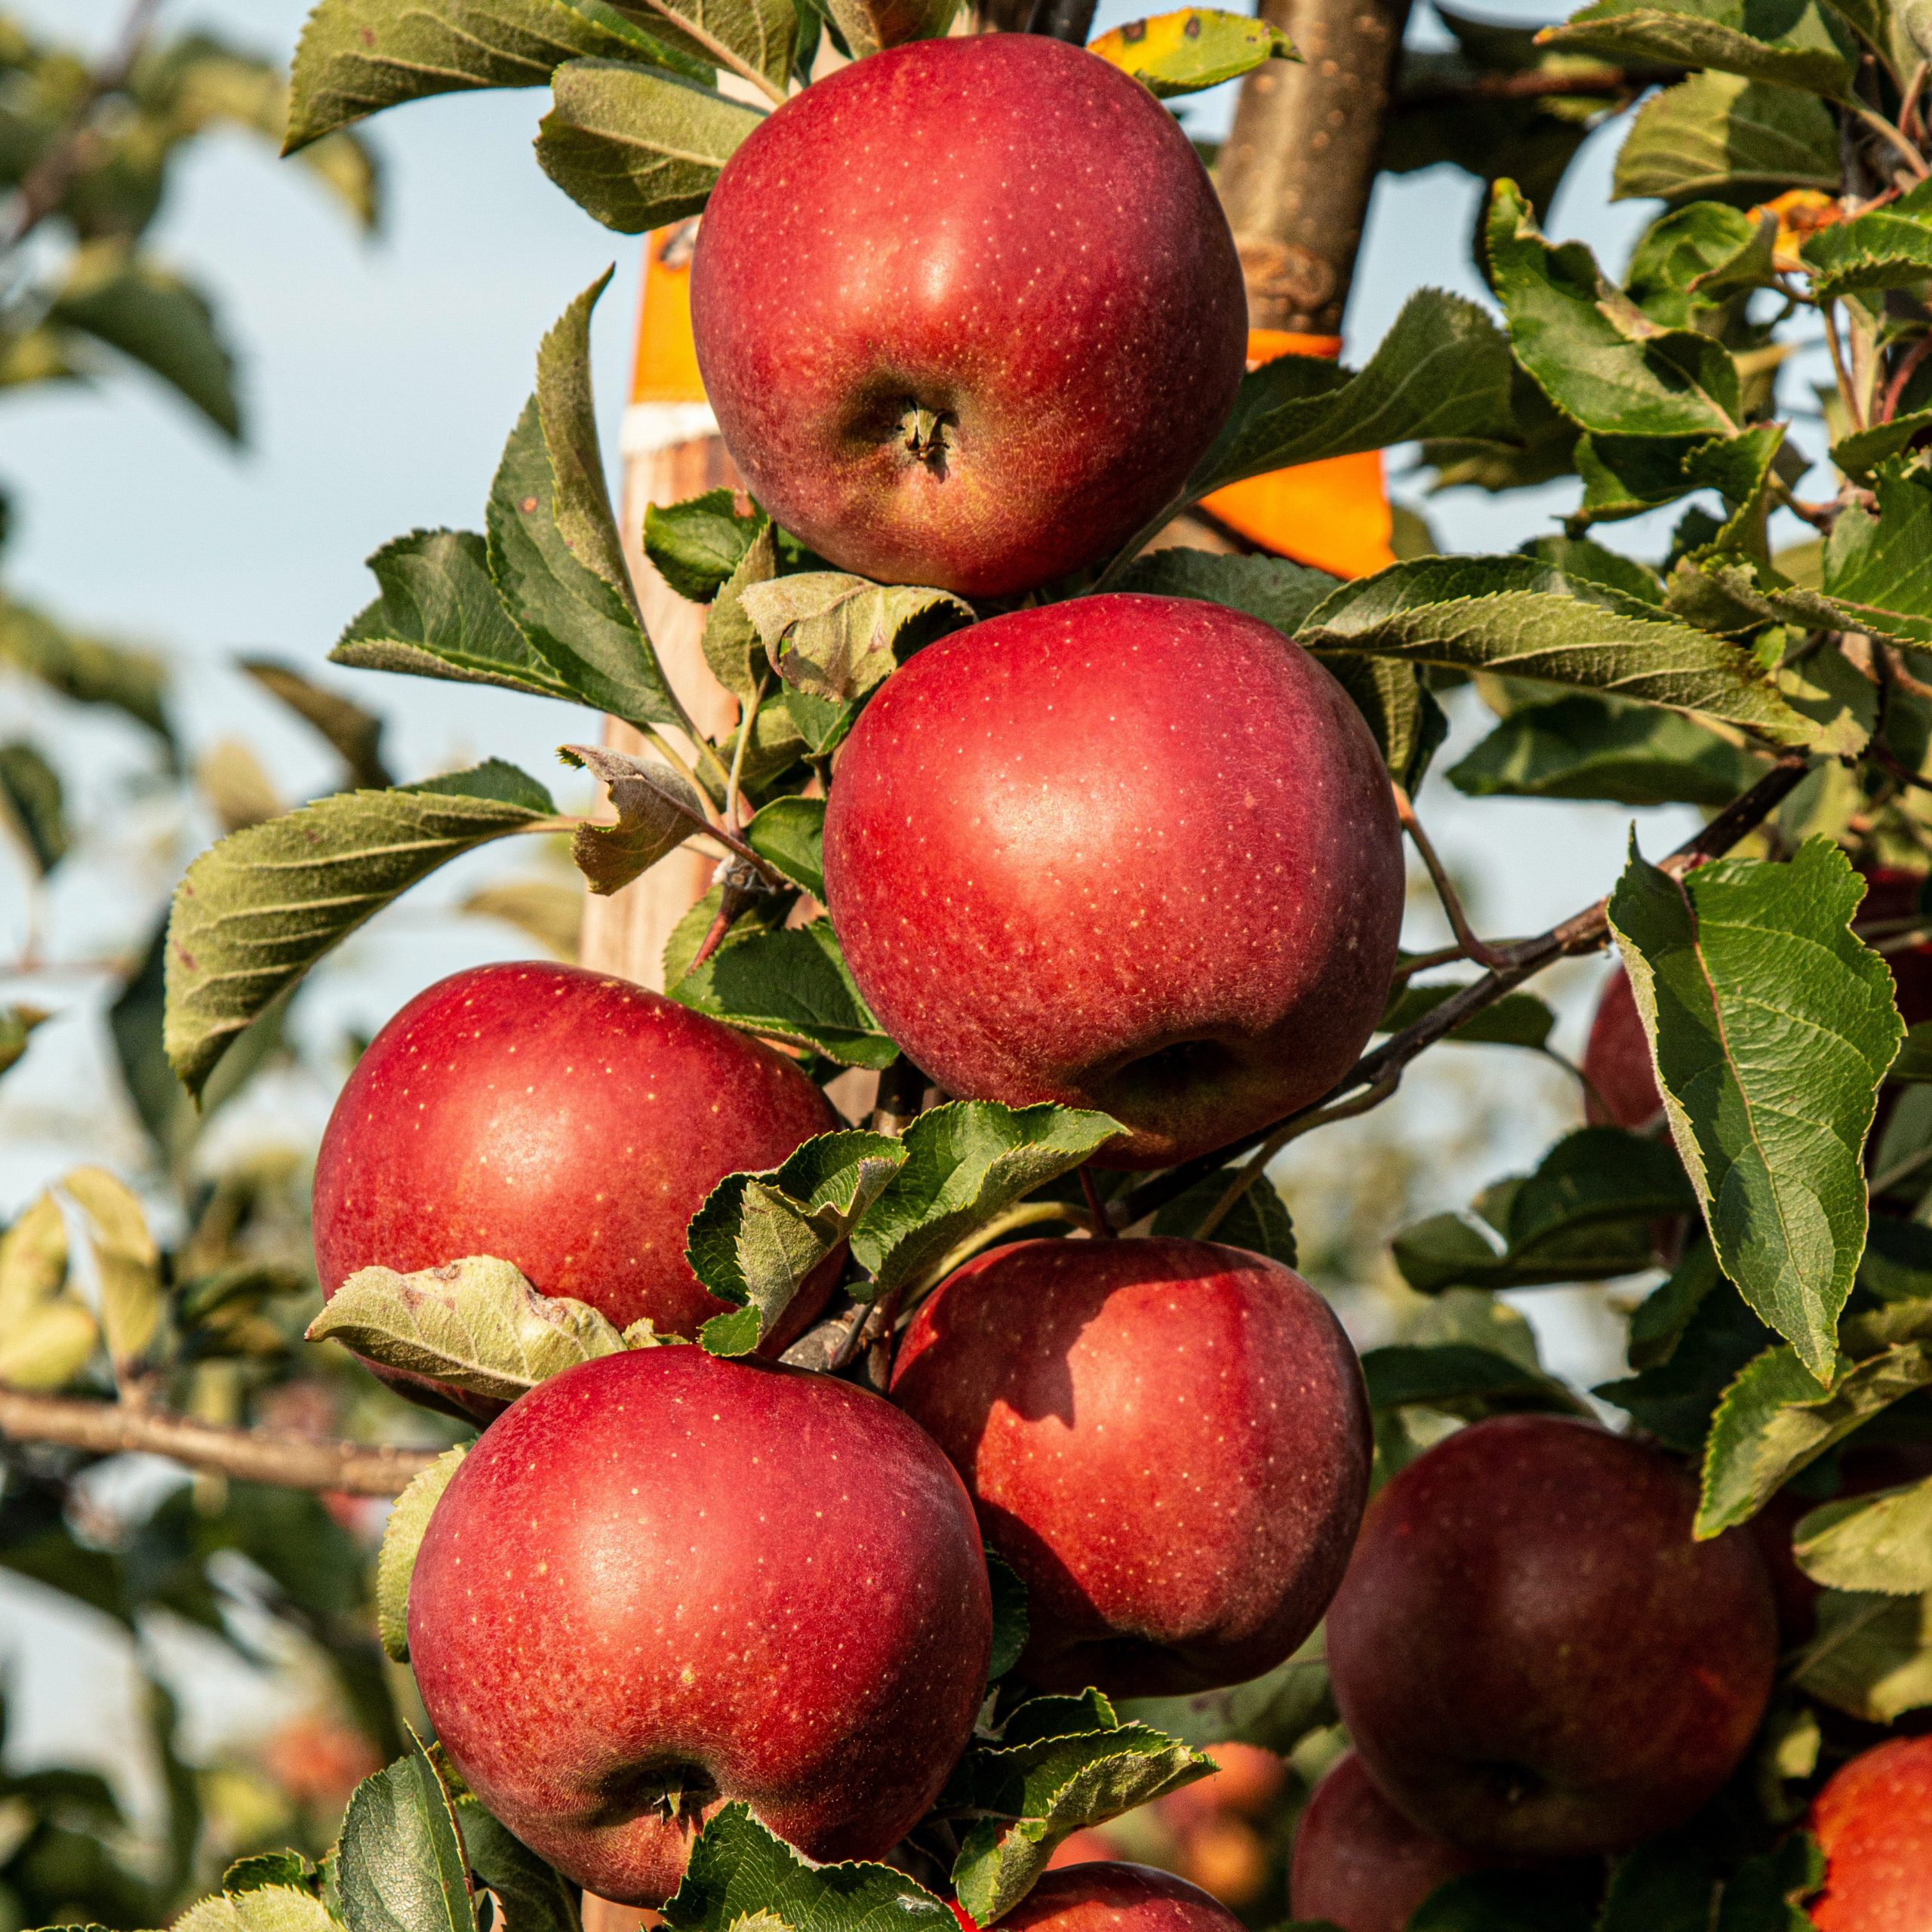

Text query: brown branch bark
(1114, 751), (1816, 1230)
(1394, 66), (1671, 107)
(0, 1389), (443, 1494)
(1216, 0), (1414, 336)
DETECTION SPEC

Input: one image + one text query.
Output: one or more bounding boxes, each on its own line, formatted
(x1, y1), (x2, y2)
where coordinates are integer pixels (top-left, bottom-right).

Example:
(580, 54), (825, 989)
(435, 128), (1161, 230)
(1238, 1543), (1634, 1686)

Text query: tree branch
(0, 1389), (445, 1495)
(1113, 750), (1814, 1231)
(1394, 65), (1673, 108)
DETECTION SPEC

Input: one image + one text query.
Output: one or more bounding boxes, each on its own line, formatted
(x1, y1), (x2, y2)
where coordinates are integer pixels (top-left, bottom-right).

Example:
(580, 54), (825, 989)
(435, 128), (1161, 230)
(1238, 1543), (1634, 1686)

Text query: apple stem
(1395, 784), (1511, 971)
(1078, 1165), (1115, 1238)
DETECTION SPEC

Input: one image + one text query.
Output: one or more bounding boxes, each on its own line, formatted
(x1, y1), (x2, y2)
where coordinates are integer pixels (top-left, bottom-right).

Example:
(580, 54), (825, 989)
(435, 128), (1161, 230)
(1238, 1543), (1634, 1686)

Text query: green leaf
(704, 524), (779, 701)
(329, 529), (577, 705)
(616, 0), (798, 90)
(164, 764), (552, 1098)
(1407, 1869), (1598, 1932)
(239, 659), (392, 790)
(1713, 1838), (1824, 1932)
(1150, 1169), (1297, 1263)
(1118, 1632), (1333, 1753)
(0, 1003), (49, 1081)
(850, 1102), (1124, 1295)
(1378, 980), (1557, 1048)
(1697, 1339), (1932, 1533)
(558, 741), (712, 894)
(947, 1697), (1211, 1924)
(223, 1854), (323, 1898)
(438, 1756), (581, 1932)
(1890, 1020), (1932, 1083)
(535, 63), (764, 234)
(172, 1888), (342, 1932)
(1803, 177), (1932, 300)
(1608, 838), (1903, 1380)
(1295, 555), (1817, 747)
(1487, 180), (1741, 438)
(821, 0), (958, 54)
(285, 0), (700, 150)
(0, 741), (67, 873)
(375, 1447), (466, 1663)
(1447, 694), (1767, 807)
(307, 1255), (645, 1407)
(686, 1131), (902, 1356)
(742, 795), (825, 900)
(645, 489), (767, 604)
(0, 595), (172, 746)
(1539, 0), (1856, 97)
(1820, 460), (1932, 648)
(1186, 289), (1515, 500)
(670, 919), (898, 1067)
(1612, 72), (1841, 202)
(1793, 1586), (1932, 1720)
(62, 1167), (162, 1374)
(1595, 1838), (1719, 1932)
(1795, 1475), (1932, 1592)
(1361, 1341), (1589, 1417)
(1832, 406), (1932, 479)
(336, 1735), (477, 1932)
(740, 573), (973, 703)
(486, 277), (686, 730)
(663, 1807), (952, 1932)
(986, 1550), (1029, 1683)
(48, 245), (240, 439)
(1392, 1127), (1693, 1294)
(1089, 10), (1297, 97)
(0, 1192), (98, 1392)
(1626, 203), (1775, 328)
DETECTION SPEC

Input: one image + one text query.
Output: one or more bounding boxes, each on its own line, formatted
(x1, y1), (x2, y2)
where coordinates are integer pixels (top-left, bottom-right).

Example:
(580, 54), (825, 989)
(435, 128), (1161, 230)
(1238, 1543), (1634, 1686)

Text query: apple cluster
(300, 31), (1913, 1932)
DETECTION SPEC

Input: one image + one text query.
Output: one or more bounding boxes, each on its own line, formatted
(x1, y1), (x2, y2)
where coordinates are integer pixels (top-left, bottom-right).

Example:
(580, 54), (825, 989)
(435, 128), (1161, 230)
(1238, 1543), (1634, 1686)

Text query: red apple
(984, 1863), (1247, 1932)
(1324, 1414), (1777, 1859)
(823, 595), (1406, 1169)
(889, 1235), (1371, 1697)
(689, 36), (1247, 598)
(1581, 965), (1660, 1131)
(1807, 1734), (1932, 1930)
(408, 1346), (992, 1904)
(312, 961), (843, 1410)
(1289, 1752), (1487, 1932)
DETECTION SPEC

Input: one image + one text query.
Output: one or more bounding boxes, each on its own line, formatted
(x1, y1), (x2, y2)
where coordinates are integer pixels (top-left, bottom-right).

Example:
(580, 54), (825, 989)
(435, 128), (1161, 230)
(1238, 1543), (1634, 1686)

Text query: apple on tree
(956, 1861), (1250, 1932)
(1806, 1733), (1932, 1930)
(311, 961), (843, 1411)
(824, 594), (1407, 1168)
(406, 1345), (992, 1905)
(1289, 1752), (1490, 1932)
(691, 35), (1247, 598)
(891, 1235), (1371, 1695)
(1324, 1414), (1777, 1859)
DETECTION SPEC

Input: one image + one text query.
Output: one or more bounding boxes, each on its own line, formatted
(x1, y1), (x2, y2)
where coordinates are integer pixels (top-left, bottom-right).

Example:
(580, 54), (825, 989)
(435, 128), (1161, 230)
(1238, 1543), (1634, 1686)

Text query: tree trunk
(1216, 0), (1413, 337)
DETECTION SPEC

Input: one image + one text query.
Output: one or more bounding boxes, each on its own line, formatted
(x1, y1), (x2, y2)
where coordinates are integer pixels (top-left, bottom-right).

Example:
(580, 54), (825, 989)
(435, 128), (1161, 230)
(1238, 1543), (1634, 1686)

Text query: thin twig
(1395, 786), (1509, 968)
(2, 0), (164, 254)
(0, 1389), (441, 1495)
(1880, 331), (1932, 425)
(1395, 64), (1671, 107)
(1110, 751), (1814, 1232)
(1848, 102), (1929, 183)
(1192, 1073), (1402, 1239)
(1824, 303), (1866, 433)
(724, 674), (767, 831)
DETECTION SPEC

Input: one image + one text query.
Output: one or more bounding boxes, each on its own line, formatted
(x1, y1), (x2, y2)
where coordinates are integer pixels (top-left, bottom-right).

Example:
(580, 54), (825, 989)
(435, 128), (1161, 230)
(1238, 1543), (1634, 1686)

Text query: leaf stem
(724, 672), (767, 829)
(632, 0), (789, 104)
(1848, 102), (1928, 183)
(1824, 302), (1868, 433)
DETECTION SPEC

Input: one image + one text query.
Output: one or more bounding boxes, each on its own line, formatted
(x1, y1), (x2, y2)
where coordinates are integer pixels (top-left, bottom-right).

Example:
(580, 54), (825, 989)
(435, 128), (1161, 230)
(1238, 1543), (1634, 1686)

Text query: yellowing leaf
(1091, 10), (1296, 97)
(61, 1168), (161, 1372)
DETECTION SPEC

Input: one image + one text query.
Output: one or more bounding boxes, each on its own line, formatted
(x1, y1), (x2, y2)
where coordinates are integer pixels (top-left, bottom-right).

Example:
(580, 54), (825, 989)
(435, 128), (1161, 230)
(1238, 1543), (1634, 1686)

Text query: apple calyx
(616, 1761), (721, 1824)
(900, 401), (955, 473)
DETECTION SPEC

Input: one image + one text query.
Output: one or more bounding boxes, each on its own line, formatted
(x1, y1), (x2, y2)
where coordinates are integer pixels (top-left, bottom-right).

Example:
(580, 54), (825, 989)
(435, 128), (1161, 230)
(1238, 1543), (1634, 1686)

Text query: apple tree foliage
(9, 0), (1932, 1920)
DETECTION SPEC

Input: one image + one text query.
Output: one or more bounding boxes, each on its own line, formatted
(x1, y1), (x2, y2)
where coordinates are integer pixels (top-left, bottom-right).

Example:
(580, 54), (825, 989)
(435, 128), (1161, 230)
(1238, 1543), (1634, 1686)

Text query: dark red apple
(980, 1863), (1247, 1932)
(690, 36), (1247, 598)
(312, 961), (842, 1407)
(408, 1346), (992, 1904)
(1807, 1734), (1932, 1930)
(889, 1236), (1371, 1696)
(1324, 1414), (1777, 1860)
(1289, 1752), (1487, 1932)
(823, 595), (1406, 1169)
(1581, 965), (1660, 1131)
